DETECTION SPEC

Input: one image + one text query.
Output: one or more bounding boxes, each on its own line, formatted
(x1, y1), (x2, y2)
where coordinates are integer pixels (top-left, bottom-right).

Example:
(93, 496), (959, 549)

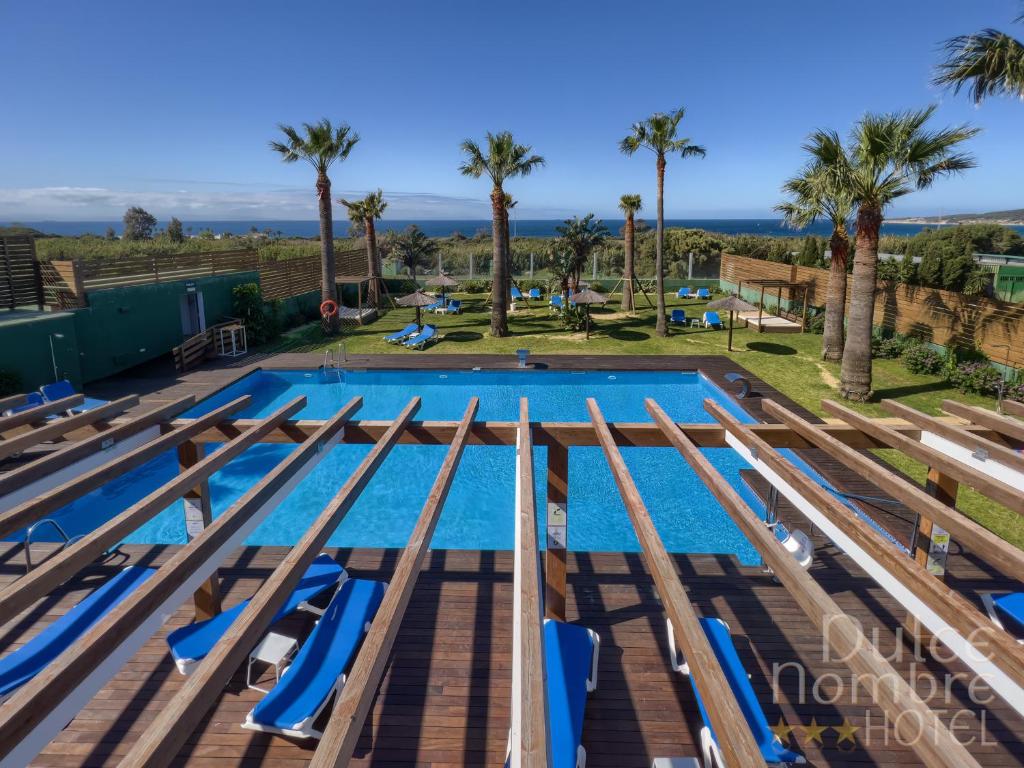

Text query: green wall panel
(0, 312), (82, 391)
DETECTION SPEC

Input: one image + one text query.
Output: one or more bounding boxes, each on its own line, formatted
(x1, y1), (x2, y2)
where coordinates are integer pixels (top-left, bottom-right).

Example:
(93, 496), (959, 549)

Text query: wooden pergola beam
(0, 397), (306, 620)
(707, 399), (1024, 707)
(881, 398), (1024, 475)
(0, 396), (361, 768)
(0, 395), (137, 461)
(0, 396), (249, 540)
(941, 399), (1024, 444)
(0, 393), (27, 412)
(165, 416), (1001, 451)
(648, 399), (983, 768)
(311, 398), (483, 767)
(1003, 399), (1024, 419)
(0, 395), (196, 499)
(762, 399), (1024, 578)
(120, 397), (420, 768)
(0, 394), (83, 432)
(822, 399), (1023, 516)
(587, 398), (767, 768)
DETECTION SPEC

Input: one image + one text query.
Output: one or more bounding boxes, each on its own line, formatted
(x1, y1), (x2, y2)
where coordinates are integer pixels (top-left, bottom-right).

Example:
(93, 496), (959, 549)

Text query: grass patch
(263, 290), (1022, 549)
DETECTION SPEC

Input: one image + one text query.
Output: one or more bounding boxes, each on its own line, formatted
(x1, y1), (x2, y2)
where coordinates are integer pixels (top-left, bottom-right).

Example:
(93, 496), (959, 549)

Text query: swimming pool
(23, 368), (785, 565)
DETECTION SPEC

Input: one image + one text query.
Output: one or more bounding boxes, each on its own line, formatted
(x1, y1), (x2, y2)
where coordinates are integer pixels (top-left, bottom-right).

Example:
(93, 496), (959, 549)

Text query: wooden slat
(587, 398), (767, 768)
(0, 395), (136, 461)
(0, 397), (305, 620)
(940, 399), (1024, 444)
(0, 396), (194, 498)
(761, 399), (1024, 579)
(0, 394), (26, 412)
(311, 398), (481, 767)
(646, 398), (983, 768)
(822, 399), (1024, 516)
(174, 417), (1000, 450)
(0, 397), (355, 766)
(881, 398), (1024, 474)
(707, 399), (1024, 697)
(0, 396), (231, 539)
(1004, 399), (1024, 419)
(0, 394), (84, 433)
(120, 397), (419, 768)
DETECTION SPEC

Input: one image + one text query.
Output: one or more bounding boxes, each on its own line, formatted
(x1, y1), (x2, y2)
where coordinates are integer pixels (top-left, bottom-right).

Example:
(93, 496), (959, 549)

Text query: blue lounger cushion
(424, 299), (445, 312)
(167, 554), (345, 674)
(383, 323), (419, 343)
(670, 309), (686, 324)
(40, 380), (108, 413)
(988, 592), (1024, 638)
(545, 619), (599, 768)
(403, 325), (437, 349)
(691, 617), (804, 765)
(511, 286), (523, 299)
(244, 578), (387, 739)
(696, 287), (711, 298)
(677, 288), (691, 298)
(529, 288), (541, 299)
(0, 566), (155, 702)
(4, 392), (46, 416)
(703, 311), (723, 328)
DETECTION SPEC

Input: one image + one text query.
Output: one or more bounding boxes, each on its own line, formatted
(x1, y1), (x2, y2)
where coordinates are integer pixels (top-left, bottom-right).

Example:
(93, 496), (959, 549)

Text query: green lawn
(266, 291), (1022, 550)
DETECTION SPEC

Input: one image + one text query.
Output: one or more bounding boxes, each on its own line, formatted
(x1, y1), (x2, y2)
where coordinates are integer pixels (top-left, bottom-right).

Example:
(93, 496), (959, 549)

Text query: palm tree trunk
(822, 229), (849, 362)
(622, 214), (635, 312)
(503, 205), (512, 304)
(840, 206), (882, 400)
(365, 216), (381, 307)
(655, 155), (667, 336)
(317, 172), (339, 334)
(490, 188), (509, 336)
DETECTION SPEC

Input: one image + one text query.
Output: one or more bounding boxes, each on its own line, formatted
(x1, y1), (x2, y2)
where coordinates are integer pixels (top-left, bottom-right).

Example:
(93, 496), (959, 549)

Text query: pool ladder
(320, 344), (346, 382)
(23, 519), (85, 572)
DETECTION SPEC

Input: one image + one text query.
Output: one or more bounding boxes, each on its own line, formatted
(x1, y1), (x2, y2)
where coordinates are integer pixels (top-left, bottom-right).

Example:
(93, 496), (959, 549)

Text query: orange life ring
(320, 299), (339, 318)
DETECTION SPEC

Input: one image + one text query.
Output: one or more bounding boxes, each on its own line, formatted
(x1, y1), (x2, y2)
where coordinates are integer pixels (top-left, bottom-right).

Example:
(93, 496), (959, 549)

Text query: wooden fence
(0, 236), (44, 311)
(721, 252), (1024, 368)
(75, 249), (259, 290)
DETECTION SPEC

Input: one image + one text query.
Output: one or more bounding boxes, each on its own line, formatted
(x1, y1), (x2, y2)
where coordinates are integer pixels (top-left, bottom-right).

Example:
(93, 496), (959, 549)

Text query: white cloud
(0, 185), (566, 220)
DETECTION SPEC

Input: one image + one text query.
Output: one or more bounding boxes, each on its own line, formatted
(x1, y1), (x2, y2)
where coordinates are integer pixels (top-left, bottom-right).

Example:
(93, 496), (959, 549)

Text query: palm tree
(554, 214), (610, 304)
(389, 225), (438, 284)
(776, 139), (854, 362)
(340, 189), (388, 307)
(459, 131), (544, 337)
(503, 193), (517, 301)
(620, 109), (705, 336)
(618, 194), (643, 312)
(270, 119), (359, 334)
(832, 107), (978, 401)
(934, 10), (1024, 103)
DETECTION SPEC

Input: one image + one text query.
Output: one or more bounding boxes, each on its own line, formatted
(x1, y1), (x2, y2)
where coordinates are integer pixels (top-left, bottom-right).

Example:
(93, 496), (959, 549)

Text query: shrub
(903, 345), (944, 375)
(948, 362), (1004, 396)
(808, 312), (825, 335)
(0, 369), (22, 397)
(559, 306), (587, 332)
(232, 282), (280, 345)
(461, 279), (491, 293)
(873, 337), (908, 359)
(588, 280), (606, 292)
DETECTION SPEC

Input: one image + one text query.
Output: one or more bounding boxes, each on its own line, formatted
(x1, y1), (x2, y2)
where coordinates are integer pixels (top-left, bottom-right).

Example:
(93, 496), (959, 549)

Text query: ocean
(9, 218), (1023, 239)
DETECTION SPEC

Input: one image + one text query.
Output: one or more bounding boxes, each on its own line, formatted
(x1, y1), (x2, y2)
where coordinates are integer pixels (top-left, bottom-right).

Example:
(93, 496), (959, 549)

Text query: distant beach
(9, 218), (1024, 239)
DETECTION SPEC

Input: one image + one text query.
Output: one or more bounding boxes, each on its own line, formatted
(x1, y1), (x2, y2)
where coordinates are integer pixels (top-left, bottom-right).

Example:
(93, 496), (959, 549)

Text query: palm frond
(618, 194), (643, 216)
(934, 28), (1024, 103)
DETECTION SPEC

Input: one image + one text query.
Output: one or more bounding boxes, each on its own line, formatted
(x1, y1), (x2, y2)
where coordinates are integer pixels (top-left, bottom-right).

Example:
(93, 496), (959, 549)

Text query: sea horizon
(6, 217), (1023, 239)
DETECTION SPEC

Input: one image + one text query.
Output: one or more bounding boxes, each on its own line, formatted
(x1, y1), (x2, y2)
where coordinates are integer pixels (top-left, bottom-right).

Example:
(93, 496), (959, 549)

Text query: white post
(688, 252), (694, 280)
(592, 252), (597, 280)
(529, 252), (534, 278)
(469, 253), (474, 279)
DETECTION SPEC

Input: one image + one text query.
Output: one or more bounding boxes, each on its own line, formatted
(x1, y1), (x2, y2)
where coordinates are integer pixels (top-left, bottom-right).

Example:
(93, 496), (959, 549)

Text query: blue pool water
(21, 369), (796, 565)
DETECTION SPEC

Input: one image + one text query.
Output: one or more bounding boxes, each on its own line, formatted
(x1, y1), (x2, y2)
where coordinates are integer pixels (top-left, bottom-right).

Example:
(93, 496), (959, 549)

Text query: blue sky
(1, 0), (1021, 221)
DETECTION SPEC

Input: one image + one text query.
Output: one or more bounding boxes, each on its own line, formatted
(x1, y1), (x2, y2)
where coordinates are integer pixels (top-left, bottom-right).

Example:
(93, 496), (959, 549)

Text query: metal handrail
(24, 518), (82, 572)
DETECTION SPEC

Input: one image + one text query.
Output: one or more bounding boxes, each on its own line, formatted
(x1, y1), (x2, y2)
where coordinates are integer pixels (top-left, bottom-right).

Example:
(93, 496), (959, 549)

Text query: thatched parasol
(705, 294), (758, 351)
(570, 289), (608, 339)
(426, 273), (459, 302)
(397, 289), (437, 327)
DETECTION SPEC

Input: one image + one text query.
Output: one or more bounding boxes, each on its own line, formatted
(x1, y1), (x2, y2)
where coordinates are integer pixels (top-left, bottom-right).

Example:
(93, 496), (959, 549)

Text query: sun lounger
(2, 392), (46, 416)
(529, 288), (542, 300)
(545, 619), (600, 768)
(702, 311), (723, 329)
(40, 379), (109, 415)
(981, 592), (1024, 642)
(696, 288), (711, 299)
(550, 295), (564, 311)
(383, 323), (420, 344)
(670, 309), (687, 325)
(677, 288), (692, 299)
(242, 578), (387, 739)
(438, 299), (462, 315)
(511, 286), (523, 300)
(403, 324), (438, 350)
(666, 617), (804, 766)
(425, 298), (445, 312)
(167, 554), (346, 675)
(0, 566), (155, 703)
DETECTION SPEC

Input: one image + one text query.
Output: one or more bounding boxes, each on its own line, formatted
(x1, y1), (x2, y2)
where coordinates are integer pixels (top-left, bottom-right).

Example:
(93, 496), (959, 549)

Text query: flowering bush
(903, 345), (944, 375)
(872, 336), (909, 359)
(948, 362), (1004, 396)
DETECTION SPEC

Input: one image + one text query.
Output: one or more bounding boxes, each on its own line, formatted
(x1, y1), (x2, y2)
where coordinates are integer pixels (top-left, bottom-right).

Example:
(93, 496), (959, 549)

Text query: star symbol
(770, 718), (794, 743)
(798, 718), (827, 745)
(832, 718), (860, 745)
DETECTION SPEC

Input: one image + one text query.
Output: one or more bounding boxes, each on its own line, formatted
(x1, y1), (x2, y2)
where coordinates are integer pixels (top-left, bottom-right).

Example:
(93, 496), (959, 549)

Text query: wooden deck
(1, 542), (1020, 768)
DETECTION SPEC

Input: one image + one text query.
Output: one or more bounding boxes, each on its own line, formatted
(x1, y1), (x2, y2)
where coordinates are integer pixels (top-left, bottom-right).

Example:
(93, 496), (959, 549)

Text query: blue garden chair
(669, 309), (687, 325)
